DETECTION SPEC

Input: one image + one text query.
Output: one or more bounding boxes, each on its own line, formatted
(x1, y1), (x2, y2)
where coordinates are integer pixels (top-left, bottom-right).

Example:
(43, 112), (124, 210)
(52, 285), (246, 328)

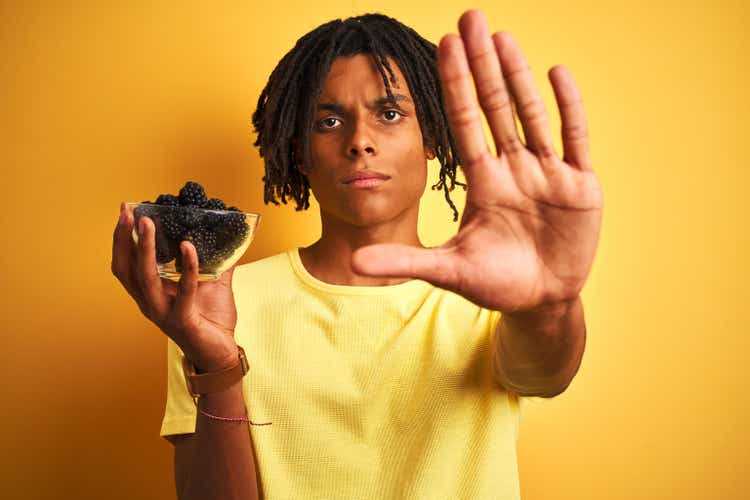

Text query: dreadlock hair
(251, 12), (467, 222)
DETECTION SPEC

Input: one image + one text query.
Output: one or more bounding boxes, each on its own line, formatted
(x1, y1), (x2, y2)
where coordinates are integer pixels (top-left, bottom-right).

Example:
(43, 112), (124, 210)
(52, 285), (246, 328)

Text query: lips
(342, 170), (391, 184)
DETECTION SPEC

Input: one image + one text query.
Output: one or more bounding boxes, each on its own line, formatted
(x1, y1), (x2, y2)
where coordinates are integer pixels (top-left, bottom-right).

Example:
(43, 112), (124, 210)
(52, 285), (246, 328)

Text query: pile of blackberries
(134, 181), (249, 271)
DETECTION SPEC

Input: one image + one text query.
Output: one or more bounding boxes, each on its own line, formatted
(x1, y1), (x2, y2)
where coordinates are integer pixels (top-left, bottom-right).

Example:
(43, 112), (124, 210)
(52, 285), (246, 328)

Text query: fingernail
(118, 203), (125, 224)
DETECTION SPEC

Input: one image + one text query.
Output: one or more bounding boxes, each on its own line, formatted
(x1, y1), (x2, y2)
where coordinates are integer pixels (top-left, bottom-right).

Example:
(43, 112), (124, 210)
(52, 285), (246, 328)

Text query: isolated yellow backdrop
(1, 1), (747, 499)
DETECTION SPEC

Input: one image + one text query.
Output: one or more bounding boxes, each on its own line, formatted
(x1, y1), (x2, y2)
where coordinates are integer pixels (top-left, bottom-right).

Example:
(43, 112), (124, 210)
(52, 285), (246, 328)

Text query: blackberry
(203, 198), (228, 227)
(132, 206), (178, 263)
(204, 213), (221, 228)
(223, 211), (248, 231)
(139, 181), (249, 274)
(205, 198), (226, 211)
(203, 248), (227, 268)
(182, 228), (218, 263)
(178, 181), (208, 207)
(161, 214), (185, 240)
(156, 194), (180, 206)
(154, 225), (179, 264)
(176, 206), (203, 229)
(214, 211), (249, 254)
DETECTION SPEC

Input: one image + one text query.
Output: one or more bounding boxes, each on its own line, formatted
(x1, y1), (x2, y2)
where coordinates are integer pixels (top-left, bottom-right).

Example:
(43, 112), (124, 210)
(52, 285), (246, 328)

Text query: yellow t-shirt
(160, 247), (531, 499)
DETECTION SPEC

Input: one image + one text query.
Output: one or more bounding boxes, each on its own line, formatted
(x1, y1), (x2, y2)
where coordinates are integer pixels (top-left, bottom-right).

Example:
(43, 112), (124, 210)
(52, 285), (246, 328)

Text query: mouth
(344, 177), (390, 189)
(342, 170), (390, 188)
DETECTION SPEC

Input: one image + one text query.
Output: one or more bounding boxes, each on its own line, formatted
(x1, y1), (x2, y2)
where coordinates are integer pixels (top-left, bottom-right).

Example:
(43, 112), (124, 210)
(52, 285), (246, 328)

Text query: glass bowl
(127, 202), (260, 282)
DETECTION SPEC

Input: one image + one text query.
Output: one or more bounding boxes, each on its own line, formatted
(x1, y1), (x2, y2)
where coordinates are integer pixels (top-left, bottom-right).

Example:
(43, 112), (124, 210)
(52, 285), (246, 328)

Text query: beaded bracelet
(192, 396), (273, 426)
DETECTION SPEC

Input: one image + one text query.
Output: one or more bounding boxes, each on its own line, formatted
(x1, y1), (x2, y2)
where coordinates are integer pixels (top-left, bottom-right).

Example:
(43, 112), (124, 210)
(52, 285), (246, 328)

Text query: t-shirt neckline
(288, 246), (433, 296)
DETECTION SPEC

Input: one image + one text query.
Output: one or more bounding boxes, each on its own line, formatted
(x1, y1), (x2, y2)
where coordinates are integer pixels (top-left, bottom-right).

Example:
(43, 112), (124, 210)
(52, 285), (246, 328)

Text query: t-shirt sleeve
(159, 336), (198, 441)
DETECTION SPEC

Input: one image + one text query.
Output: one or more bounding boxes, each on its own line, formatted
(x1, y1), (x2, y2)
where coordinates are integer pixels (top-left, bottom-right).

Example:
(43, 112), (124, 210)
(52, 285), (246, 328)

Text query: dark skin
(300, 11), (602, 308)
(112, 9), (598, 396)
(297, 53), (436, 287)
(349, 10), (602, 315)
(300, 10), (600, 396)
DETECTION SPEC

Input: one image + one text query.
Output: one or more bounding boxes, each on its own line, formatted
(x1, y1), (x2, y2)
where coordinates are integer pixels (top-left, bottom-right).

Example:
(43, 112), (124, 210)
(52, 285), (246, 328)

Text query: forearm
(182, 379), (260, 500)
(493, 296), (586, 398)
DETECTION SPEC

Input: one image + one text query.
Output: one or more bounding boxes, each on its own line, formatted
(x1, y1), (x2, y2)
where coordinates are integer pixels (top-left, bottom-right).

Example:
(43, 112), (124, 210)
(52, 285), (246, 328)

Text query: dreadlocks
(251, 13), (467, 222)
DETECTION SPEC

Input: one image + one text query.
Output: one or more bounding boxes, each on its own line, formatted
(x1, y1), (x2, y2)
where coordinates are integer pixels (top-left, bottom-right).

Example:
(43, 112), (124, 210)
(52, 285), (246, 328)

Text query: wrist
(181, 343), (249, 401)
(180, 337), (238, 373)
(184, 342), (240, 374)
(503, 295), (582, 338)
(194, 350), (240, 374)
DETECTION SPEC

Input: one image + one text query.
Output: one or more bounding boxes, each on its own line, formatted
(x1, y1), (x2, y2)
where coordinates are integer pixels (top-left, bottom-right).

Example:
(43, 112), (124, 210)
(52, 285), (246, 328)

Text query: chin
(342, 210), (394, 228)
(318, 186), (423, 227)
(328, 201), (403, 227)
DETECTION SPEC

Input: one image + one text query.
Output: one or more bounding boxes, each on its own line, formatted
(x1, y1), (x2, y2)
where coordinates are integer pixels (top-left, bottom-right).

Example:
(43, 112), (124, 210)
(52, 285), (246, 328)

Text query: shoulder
(423, 287), (503, 335)
(433, 287), (502, 318)
(231, 247), (296, 292)
(235, 248), (291, 274)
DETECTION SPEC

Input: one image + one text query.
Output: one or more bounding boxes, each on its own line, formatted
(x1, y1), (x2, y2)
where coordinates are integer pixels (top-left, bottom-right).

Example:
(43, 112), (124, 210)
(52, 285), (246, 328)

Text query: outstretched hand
(351, 9), (603, 314)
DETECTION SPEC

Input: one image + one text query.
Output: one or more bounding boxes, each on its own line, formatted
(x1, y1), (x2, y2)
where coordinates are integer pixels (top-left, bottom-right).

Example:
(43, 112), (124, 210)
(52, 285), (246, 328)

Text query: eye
(318, 117), (341, 129)
(382, 109), (403, 122)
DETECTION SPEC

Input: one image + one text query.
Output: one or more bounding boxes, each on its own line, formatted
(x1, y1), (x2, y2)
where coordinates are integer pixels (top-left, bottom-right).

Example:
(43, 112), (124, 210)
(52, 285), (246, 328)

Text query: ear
(424, 138), (436, 160)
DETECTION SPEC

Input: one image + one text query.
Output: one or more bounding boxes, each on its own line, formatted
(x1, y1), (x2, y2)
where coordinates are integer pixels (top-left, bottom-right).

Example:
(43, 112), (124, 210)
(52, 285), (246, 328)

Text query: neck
(299, 204), (424, 287)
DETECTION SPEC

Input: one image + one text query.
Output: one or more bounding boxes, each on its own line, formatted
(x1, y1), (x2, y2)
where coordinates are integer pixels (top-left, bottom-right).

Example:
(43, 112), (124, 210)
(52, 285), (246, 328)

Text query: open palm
(352, 10), (603, 314)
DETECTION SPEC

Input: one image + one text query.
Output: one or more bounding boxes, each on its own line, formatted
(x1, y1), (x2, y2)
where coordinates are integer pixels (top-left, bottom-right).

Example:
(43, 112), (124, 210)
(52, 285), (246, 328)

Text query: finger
(492, 31), (558, 161)
(458, 10), (523, 159)
(548, 65), (592, 171)
(437, 33), (492, 175)
(351, 244), (460, 291)
(135, 215), (169, 318)
(172, 241), (199, 320)
(111, 202), (149, 312)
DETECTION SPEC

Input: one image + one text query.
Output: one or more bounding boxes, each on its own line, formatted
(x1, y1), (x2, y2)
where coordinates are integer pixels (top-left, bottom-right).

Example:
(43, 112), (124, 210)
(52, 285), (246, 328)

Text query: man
(113, 9), (602, 500)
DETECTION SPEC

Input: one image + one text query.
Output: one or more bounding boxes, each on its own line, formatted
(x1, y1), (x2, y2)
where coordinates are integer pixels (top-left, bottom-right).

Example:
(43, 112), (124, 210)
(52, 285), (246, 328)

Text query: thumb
(351, 244), (457, 289)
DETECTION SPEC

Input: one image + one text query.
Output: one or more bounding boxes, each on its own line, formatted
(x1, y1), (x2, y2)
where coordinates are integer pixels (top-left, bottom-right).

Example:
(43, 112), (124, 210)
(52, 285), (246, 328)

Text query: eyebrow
(317, 94), (412, 114)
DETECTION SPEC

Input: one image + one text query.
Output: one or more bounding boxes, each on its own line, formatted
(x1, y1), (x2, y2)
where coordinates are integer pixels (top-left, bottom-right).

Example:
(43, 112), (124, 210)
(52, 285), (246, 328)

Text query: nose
(347, 121), (377, 159)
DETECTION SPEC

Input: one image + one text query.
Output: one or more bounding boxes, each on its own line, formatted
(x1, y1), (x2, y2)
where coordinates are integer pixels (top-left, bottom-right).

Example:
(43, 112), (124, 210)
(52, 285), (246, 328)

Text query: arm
(492, 296), (587, 398)
(350, 12), (603, 381)
(112, 193), (259, 496)
(180, 370), (260, 500)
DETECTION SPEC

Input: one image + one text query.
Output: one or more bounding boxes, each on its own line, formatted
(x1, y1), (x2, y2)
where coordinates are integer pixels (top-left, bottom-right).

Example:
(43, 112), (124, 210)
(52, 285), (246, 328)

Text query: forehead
(318, 54), (413, 101)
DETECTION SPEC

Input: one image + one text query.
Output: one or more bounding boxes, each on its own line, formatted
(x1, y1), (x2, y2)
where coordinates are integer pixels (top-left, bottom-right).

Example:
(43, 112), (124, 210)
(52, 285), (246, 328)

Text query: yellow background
(2, 0), (747, 498)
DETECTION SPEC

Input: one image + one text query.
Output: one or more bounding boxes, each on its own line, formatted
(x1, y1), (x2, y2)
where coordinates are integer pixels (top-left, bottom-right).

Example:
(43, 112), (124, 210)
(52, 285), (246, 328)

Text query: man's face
(299, 54), (435, 227)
